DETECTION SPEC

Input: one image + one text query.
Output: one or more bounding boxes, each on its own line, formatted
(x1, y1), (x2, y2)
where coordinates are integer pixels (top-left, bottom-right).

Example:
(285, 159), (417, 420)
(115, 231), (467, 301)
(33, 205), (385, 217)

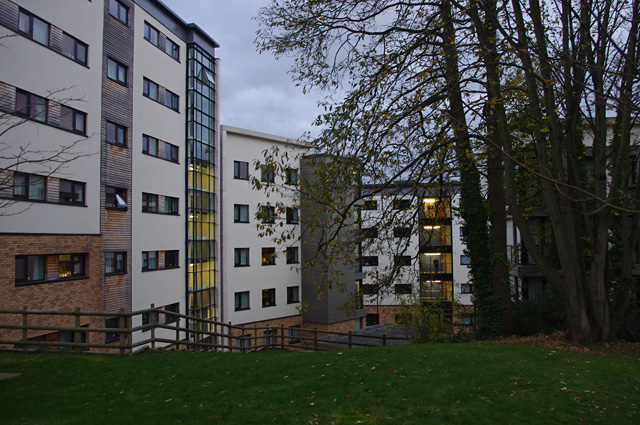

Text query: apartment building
(0, 0), (218, 347)
(219, 126), (308, 348)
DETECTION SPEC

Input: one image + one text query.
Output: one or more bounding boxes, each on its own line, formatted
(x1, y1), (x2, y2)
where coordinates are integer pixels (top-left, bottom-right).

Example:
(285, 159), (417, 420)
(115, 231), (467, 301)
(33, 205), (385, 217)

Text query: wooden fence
(0, 307), (408, 355)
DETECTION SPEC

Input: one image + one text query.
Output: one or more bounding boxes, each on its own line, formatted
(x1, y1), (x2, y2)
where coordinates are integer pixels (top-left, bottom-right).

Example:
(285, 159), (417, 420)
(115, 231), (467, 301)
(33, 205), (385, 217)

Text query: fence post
(314, 328), (318, 351)
(383, 334), (386, 346)
(150, 304), (155, 350)
(175, 313), (180, 351)
(254, 325), (258, 350)
(74, 307), (81, 353)
(22, 306), (28, 354)
(281, 326), (285, 351)
(118, 308), (126, 356)
(348, 331), (352, 349)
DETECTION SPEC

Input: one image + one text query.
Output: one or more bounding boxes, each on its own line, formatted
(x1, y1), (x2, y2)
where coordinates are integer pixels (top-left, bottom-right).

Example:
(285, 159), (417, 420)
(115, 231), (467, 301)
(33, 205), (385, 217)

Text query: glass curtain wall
(186, 44), (217, 340)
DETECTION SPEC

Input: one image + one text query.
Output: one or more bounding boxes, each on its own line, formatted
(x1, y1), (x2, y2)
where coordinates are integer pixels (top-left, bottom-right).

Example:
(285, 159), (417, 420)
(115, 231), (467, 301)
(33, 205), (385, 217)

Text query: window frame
(460, 255), (471, 265)
(261, 164), (275, 183)
(164, 89), (179, 111)
(15, 89), (47, 123)
(143, 78), (159, 101)
(286, 246), (299, 264)
(15, 254), (45, 285)
(362, 200), (378, 210)
(262, 248), (276, 266)
(62, 32), (88, 66)
(262, 288), (276, 307)
(164, 250), (179, 269)
(58, 253), (86, 280)
(58, 179), (85, 206)
(109, 0), (129, 25)
(143, 21), (159, 47)
(234, 204), (250, 223)
(60, 105), (87, 135)
(361, 256), (379, 267)
(142, 192), (158, 213)
(285, 168), (298, 185)
(107, 58), (127, 85)
(164, 303), (179, 323)
(142, 251), (158, 271)
(165, 142), (179, 163)
(234, 161), (249, 180)
(13, 172), (45, 201)
(105, 186), (127, 210)
(105, 251), (127, 275)
(286, 207), (299, 224)
(394, 255), (412, 267)
(234, 291), (250, 311)
(165, 38), (180, 60)
(234, 248), (250, 267)
(261, 205), (275, 224)
(287, 286), (300, 304)
(18, 9), (49, 46)
(394, 284), (413, 295)
(165, 196), (179, 215)
(142, 134), (158, 156)
(106, 121), (127, 147)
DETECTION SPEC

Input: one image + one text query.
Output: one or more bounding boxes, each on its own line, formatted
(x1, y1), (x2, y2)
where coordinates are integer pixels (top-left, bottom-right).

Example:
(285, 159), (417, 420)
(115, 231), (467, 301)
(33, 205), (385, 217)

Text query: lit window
(60, 106), (86, 135)
(142, 251), (158, 271)
(18, 9), (49, 46)
(165, 38), (179, 60)
(234, 161), (249, 180)
(165, 90), (179, 111)
(262, 248), (276, 266)
(62, 33), (88, 65)
(143, 78), (158, 101)
(234, 204), (249, 223)
(142, 193), (158, 213)
(235, 291), (250, 311)
(144, 22), (159, 46)
(15, 89), (47, 123)
(106, 186), (127, 209)
(105, 252), (126, 275)
(58, 254), (85, 279)
(234, 248), (249, 267)
(287, 286), (300, 303)
(59, 179), (85, 205)
(107, 58), (127, 84)
(15, 255), (45, 284)
(13, 173), (45, 201)
(262, 288), (276, 307)
(106, 121), (126, 146)
(109, 0), (128, 25)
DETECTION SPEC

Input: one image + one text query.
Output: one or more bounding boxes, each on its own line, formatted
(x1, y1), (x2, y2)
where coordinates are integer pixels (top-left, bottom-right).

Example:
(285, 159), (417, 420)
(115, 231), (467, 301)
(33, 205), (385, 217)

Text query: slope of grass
(0, 343), (638, 424)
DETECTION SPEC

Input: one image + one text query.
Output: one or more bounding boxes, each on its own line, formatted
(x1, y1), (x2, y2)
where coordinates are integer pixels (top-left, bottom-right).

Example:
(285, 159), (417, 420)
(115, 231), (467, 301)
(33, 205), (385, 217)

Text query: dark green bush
(513, 287), (566, 336)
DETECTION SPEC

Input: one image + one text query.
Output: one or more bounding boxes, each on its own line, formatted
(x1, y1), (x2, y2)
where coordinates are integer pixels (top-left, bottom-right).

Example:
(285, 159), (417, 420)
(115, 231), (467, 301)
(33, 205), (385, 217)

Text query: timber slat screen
(0, 308), (408, 355)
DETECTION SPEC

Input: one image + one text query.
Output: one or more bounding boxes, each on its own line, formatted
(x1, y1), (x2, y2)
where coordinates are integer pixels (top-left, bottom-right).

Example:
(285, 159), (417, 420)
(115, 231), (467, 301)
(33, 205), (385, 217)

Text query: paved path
(319, 323), (409, 348)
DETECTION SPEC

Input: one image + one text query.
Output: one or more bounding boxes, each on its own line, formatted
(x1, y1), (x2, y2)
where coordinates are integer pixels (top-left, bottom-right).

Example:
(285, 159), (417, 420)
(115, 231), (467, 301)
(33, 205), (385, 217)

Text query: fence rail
(0, 307), (407, 355)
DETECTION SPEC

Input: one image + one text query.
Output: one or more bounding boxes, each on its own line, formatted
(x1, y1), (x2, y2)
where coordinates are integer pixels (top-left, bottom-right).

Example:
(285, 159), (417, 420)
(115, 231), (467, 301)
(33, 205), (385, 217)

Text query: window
(142, 135), (158, 156)
(362, 200), (378, 210)
(164, 303), (179, 323)
(461, 283), (474, 294)
(143, 78), (158, 101)
(58, 254), (85, 279)
(394, 227), (412, 238)
(144, 22), (159, 46)
(104, 317), (121, 343)
(165, 143), (179, 162)
(107, 58), (127, 84)
(288, 326), (301, 344)
(142, 193), (158, 213)
(394, 255), (412, 267)
(141, 311), (157, 330)
(59, 179), (85, 205)
(13, 173), (45, 201)
(362, 227), (378, 238)
(394, 284), (412, 295)
(361, 256), (378, 267)
(15, 255), (45, 284)
(286, 247), (299, 264)
(262, 248), (276, 266)
(393, 199), (411, 210)
(62, 33), (87, 65)
(105, 252), (126, 275)
(460, 255), (470, 265)
(361, 284), (379, 295)
(261, 205), (275, 224)
(106, 122), (126, 146)
(109, 0), (128, 25)
(165, 250), (179, 269)
(60, 106), (86, 135)
(234, 248), (249, 267)
(142, 251), (158, 271)
(261, 165), (275, 183)
(264, 329), (276, 345)
(15, 90), (47, 122)
(285, 168), (298, 185)
(165, 38), (179, 60)
(236, 335), (251, 352)
(234, 161), (249, 180)
(461, 315), (475, 326)
(18, 9), (49, 46)
(234, 291), (250, 311)
(165, 196), (179, 215)
(287, 286), (300, 303)
(286, 208), (299, 224)
(460, 227), (465, 237)
(234, 204), (249, 223)
(106, 186), (127, 209)
(262, 288), (276, 307)
(165, 90), (179, 111)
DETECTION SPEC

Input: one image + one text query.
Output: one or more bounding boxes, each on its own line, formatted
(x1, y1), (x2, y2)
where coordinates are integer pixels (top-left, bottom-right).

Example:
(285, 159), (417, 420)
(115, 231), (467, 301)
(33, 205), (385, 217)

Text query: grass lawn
(0, 343), (638, 424)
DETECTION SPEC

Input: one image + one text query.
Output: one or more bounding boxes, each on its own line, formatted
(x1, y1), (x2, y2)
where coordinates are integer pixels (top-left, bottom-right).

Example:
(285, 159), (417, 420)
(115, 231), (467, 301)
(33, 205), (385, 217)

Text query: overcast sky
(161, 0), (324, 140)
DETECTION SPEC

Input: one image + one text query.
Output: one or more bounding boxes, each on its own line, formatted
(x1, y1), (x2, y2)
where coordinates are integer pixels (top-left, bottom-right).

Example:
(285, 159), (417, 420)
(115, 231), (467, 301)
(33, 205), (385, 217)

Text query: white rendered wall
(0, 0), (103, 234)
(220, 126), (308, 325)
